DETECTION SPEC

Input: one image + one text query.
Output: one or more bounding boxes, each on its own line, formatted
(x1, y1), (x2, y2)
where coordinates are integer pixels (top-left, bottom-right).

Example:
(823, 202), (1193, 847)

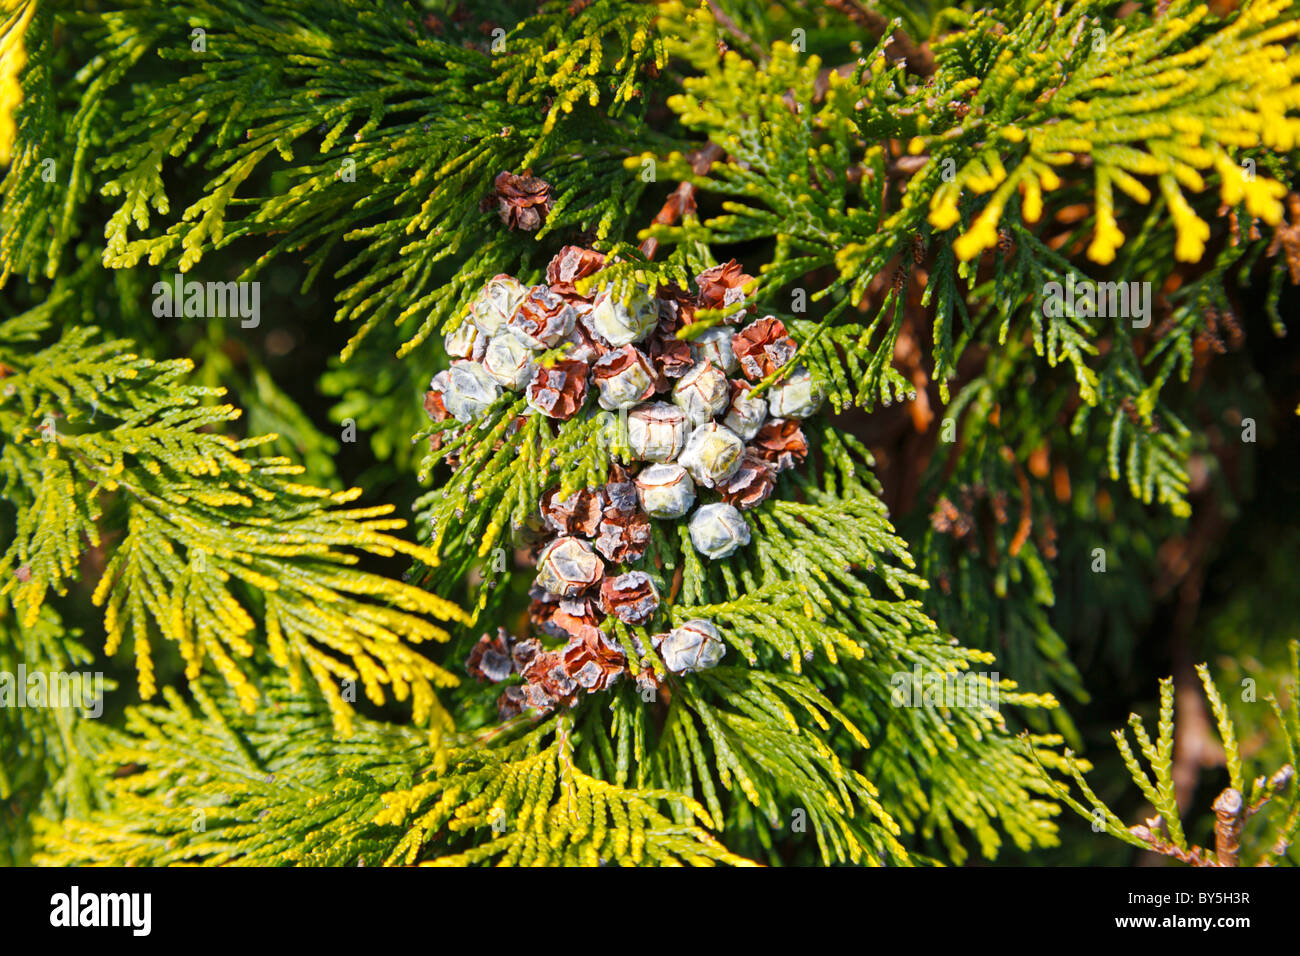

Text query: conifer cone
(695, 260), (755, 321)
(488, 171), (554, 231)
(546, 245), (607, 296)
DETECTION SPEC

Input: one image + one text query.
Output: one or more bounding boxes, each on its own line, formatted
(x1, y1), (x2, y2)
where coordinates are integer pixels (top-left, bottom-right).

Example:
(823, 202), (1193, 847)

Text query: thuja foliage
(2, 0), (1298, 867)
(0, 309), (466, 732)
(1033, 640), (1300, 866)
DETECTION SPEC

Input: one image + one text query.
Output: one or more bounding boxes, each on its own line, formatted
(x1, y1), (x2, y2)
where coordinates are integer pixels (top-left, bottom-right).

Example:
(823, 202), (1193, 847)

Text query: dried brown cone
(591, 465), (648, 562)
(511, 627), (630, 711)
(1266, 192), (1300, 284)
(488, 171), (553, 231)
(519, 645), (580, 708)
(654, 283), (696, 333)
(603, 463), (639, 514)
(717, 453), (777, 510)
(566, 317), (609, 364)
(634, 665), (662, 697)
(527, 359), (589, 419)
(423, 383), (449, 421)
(466, 628), (517, 683)
(497, 684), (528, 719)
(593, 507), (650, 563)
(540, 486), (605, 537)
(733, 316), (797, 380)
(990, 489), (1010, 525)
(504, 679), (561, 716)
(530, 593), (605, 643)
(913, 233), (927, 265)
(696, 260), (755, 321)
(527, 588), (559, 622)
(645, 332), (695, 385)
(560, 632), (627, 693)
(546, 246), (607, 298)
(599, 571), (660, 624)
(522, 682), (560, 713)
(511, 636), (544, 674)
(750, 419), (808, 471)
(1036, 510), (1059, 560)
(930, 495), (974, 539)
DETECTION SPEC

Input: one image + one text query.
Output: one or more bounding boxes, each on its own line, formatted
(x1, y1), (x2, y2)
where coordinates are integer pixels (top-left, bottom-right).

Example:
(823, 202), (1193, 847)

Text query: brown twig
(1130, 816), (1218, 865)
(1212, 788), (1244, 866)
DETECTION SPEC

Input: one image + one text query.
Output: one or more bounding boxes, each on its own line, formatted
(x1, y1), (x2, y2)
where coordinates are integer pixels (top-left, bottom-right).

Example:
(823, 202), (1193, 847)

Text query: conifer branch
(0, 317), (468, 733)
(1031, 642), (1300, 866)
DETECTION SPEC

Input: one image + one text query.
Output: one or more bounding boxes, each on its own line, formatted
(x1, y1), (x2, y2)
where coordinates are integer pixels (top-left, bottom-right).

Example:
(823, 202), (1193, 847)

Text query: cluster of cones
(426, 247), (822, 718)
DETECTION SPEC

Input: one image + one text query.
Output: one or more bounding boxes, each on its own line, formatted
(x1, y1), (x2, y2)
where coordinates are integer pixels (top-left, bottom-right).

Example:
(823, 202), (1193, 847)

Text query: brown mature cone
(466, 628), (517, 683)
(509, 629), (628, 713)
(540, 486), (605, 537)
(511, 636), (543, 674)
(565, 316), (608, 364)
(593, 467), (650, 562)
(527, 359), (589, 419)
(654, 283), (696, 333)
(500, 679), (559, 718)
(646, 333), (694, 384)
(930, 496), (973, 539)
(634, 665), (662, 698)
(599, 571), (659, 624)
(527, 585), (559, 617)
(603, 463), (638, 514)
(695, 260), (754, 322)
(546, 246), (607, 298)
(489, 171), (553, 231)
(522, 682), (560, 713)
(593, 509), (650, 563)
(519, 645), (578, 707)
(497, 685), (530, 719)
(530, 592), (604, 643)
(423, 388), (449, 422)
(560, 631), (627, 692)
(750, 418), (808, 471)
(717, 453), (778, 510)
(733, 316), (797, 380)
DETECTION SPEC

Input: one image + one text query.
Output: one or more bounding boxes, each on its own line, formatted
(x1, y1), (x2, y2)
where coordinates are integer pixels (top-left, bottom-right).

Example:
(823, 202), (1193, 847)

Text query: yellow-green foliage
(0, 306), (467, 735)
